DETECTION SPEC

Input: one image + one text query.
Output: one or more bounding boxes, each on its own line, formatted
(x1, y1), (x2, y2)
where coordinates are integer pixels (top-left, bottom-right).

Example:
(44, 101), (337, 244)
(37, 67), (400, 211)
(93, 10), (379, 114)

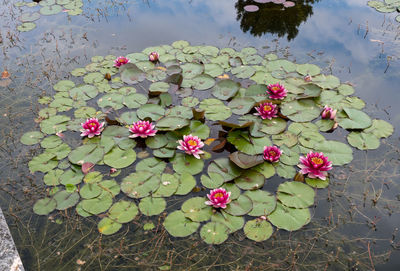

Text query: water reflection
(235, 0), (320, 40)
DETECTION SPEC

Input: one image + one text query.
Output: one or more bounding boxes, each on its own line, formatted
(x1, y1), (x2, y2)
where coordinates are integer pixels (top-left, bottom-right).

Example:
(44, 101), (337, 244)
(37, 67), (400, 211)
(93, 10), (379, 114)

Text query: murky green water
(1, 0), (400, 270)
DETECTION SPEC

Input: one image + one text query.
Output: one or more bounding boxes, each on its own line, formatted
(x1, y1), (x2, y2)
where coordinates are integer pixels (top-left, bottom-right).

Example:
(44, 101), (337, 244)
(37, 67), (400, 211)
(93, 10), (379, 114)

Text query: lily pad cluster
(15, 0), (84, 32)
(22, 41), (393, 243)
(368, 0), (400, 22)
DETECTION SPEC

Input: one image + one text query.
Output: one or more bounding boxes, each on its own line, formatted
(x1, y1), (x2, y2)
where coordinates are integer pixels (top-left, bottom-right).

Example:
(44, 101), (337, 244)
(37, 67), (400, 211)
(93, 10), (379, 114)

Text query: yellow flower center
(263, 105), (272, 111)
(213, 192), (224, 199)
(269, 151), (276, 156)
(311, 157), (323, 165)
(89, 122), (96, 127)
(118, 58), (125, 63)
(272, 86), (280, 91)
(188, 139), (197, 146)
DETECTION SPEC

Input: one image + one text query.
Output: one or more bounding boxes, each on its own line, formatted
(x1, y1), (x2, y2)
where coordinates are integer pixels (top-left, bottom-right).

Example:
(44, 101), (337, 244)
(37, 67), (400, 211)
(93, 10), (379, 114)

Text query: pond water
(1, 0), (400, 270)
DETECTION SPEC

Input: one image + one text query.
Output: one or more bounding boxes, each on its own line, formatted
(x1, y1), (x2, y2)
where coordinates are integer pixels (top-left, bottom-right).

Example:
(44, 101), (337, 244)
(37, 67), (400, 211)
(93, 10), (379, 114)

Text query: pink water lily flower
(321, 105), (337, 120)
(205, 188), (231, 209)
(177, 134), (204, 159)
(298, 151), (332, 180)
(263, 146), (282, 162)
(129, 120), (157, 138)
(267, 83), (288, 100)
(149, 52), (159, 62)
(80, 118), (105, 138)
(114, 56), (130, 68)
(304, 74), (312, 82)
(254, 102), (278, 120)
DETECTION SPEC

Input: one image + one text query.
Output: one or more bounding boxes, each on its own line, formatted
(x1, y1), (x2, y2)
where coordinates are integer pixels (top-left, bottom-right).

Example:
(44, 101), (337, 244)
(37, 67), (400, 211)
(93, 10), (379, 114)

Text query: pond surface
(1, 0), (400, 270)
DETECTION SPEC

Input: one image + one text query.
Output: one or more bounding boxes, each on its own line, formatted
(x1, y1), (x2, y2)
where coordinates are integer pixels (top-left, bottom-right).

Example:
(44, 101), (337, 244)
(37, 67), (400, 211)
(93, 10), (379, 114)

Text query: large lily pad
(244, 219), (273, 242)
(121, 171), (160, 198)
(277, 181), (315, 208)
(268, 203), (311, 231)
(163, 210), (200, 237)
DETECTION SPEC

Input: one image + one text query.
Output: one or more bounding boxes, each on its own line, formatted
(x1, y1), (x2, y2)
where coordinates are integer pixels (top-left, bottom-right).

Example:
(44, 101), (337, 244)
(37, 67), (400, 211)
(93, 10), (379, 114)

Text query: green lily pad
(200, 222), (229, 245)
(43, 169), (63, 186)
(33, 198), (57, 215)
(176, 120), (210, 139)
(20, 12), (40, 22)
(234, 170), (265, 190)
(275, 163), (296, 179)
(347, 132), (380, 150)
(81, 193), (113, 215)
(149, 82), (170, 94)
(277, 181), (315, 208)
(244, 219), (273, 242)
(268, 203), (311, 231)
(244, 190), (276, 216)
(229, 152), (264, 169)
(136, 158), (166, 175)
(201, 173), (225, 189)
(17, 22), (36, 32)
(280, 99), (320, 122)
(212, 79), (240, 100)
(227, 130), (271, 155)
(207, 158), (242, 182)
(171, 153), (204, 175)
(98, 217), (122, 235)
(314, 140), (353, 166)
(228, 97), (255, 115)
(139, 197), (166, 216)
(40, 5), (62, 15)
(182, 197), (213, 222)
(210, 211), (245, 233)
(153, 174), (179, 197)
(259, 118), (287, 135)
(156, 116), (190, 131)
(271, 131), (298, 147)
(175, 173), (196, 195)
(181, 63), (204, 79)
(40, 115), (70, 134)
(192, 74), (215, 90)
(164, 210), (200, 237)
(21, 131), (44, 145)
(120, 63), (145, 84)
(137, 104), (165, 121)
(121, 171), (160, 198)
(54, 191), (80, 210)
(224, 194), (253, 216)
(363, 119), (393, 138)
(123, 93), (148, 109)
(29, 152), (58, 173)
(68, 144), (104, 165)
(305, 177), (329, 189)
(338, 107), (372, 130)
(253, 162), (276, 179)
(199, 99), (232, 121)
(104, 147), (136, 169)
(296, 64), (320, 76)
(80, 183), (102, 199)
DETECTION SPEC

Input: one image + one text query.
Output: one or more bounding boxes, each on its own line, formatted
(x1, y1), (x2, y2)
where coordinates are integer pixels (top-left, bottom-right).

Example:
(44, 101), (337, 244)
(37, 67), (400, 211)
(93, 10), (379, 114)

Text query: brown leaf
(1, 70), (10, 79)
(212, 138), (226, 152)
(81, 162), (95, 175)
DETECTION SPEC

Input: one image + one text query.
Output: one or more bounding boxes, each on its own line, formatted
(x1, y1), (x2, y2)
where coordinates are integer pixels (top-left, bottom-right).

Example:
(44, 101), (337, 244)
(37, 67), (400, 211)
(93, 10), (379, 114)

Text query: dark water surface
(1, 0), (400, 270)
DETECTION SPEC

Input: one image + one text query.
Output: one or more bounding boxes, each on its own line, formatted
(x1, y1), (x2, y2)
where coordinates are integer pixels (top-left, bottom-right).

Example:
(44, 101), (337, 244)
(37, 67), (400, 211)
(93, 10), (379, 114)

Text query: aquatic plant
(114, 56), (130, 68)
(80, 118), (104, 138)
(368, 0), (400, 23)
(128, 120), (157, 138)
(321, 105), (337, 120)
(254, 102), (278, 119)
(298, 151), (332, 180)
(177, 134), (204, 159)
(266, 82), (287, 99)
(263, 145), (282, 162)
(20, 41), (394, 244)
(205, 188), (231, 208)
(148, 52), (159, 62)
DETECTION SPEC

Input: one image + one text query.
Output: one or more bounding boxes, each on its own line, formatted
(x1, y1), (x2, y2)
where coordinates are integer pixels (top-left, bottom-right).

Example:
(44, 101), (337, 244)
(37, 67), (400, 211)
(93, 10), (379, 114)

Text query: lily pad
(314, 140), (353, 166)
(171, 153), (204, 175)
(33, 198), (57, 215)
(175, 173), (196, 195)
(139, 197), (166, 216)
(98, 217), (122, 235)
(244, 219), (273, 242)
(163, 210), (200, 237)
(199, 99), (232, 121)
(200, 222), (229, 245)
(268, 203), (311, 231)
(347, 132), (380, 150)
(244, 190), (276, 216)
(121, 171), (160, 198)
(338, 107), (372, 130)
(21, 131), (44, 145)
(227, 130), (271, 155)
(182, 197), (213, 222)
(212, 79), (240, 100)
(277, 181), (315, 208)
(54, 191), (80, 210)
(280, 99), (320, 122)
(224, 194), (253, 216)
(104, 147), (136, 169)
(305, 177), (329, 189)
(234, 170), (265, 190)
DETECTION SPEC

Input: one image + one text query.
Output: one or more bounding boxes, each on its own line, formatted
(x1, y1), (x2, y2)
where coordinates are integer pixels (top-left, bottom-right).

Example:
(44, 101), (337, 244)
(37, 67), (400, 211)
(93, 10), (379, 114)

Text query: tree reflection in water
(235, 0), (320, 40)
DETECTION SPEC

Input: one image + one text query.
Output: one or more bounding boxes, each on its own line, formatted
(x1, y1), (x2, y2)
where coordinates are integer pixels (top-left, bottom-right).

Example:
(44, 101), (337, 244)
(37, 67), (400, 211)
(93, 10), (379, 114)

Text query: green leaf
(171, 153), (204, 175)
(98, 217), (122, 235)
(212, 79), (240, 100)
(175, 173), (196, 195)
(21, 131), (44, 145)
(68, 144), (104, 165)
(338, 108), (372, 129)
(363, 119), (393, 138)
(268, 203), (311, 231)
(280, 99), (320, 122)
(234, 170), (265, 190)
(153, 174), (179, 197)
(227, 130), (271, 155)
(347, 132), (380, 150)
(199, 98), (232, 121)
(224, 194), (253, 216)
(244, 219), (273, 242)
(306, 177), (329, 189)
(33, 198), (57, 215)
(163, 210), (200, 237)
(277, 181), (315, 208)
(139, 197), (166, 216)
(54, 191), (80, 210)
(136, 157), (166, 175)
(104, 147), (136, 169)
(244, 190), (276, 216)
(182, 197), (213, 222)
(229, 152), (264, 169)
(314, 140), (353, 166)
(121, 171), (160, 198)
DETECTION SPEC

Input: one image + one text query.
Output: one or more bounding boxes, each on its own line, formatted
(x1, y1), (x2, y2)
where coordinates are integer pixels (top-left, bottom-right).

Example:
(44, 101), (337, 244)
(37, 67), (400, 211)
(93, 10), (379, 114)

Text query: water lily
(205, 188), (231, 209)
(321, 105), (337, 120)
(113, 56), (130, 68)
(304, 74), (312, 82)
(80, 118), (105, 138)
(177, 134), (204, 159)
(267, 83), (287, 100)
(254, 102), (278, 120)
(263, 146), (282, 162)
(298, 151), (332, 180)
(129, 120), (157, 138)
(149, 51), (159, 62)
